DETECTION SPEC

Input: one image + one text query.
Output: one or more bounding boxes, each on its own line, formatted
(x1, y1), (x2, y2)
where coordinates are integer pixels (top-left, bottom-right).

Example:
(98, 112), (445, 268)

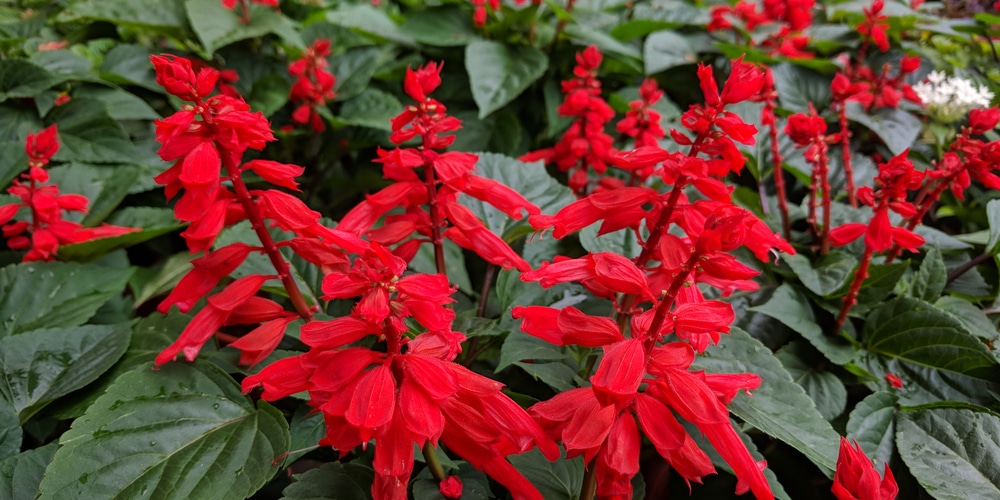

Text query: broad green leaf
(0, 324), (130, 422)
(695, 328), (841, 475)
(281, 462), (371, 500)
(0, 59), (58, 102)
(563, 25), (642, 71)
(749, 284), (856, 364)
(771, 63), (832, 112)
(129, 253), (193, 309)
(0, 442), (58, 500)
(845, 103), (921, 156)
(498, 332), (566, 372)
(507, 449), (584, 500)
(935, 296), (997, 341)
(907, 246), (946, 301)
(29, 51), (96, 85)
(685, 419), (792, 500)
(330, 47), (393, 101)
(409, 239), (473, 296)
(73, 87), (159, 121)
(846, 391), (898, 468)
(216, 221), (319, 305)
(458, 154), (574, 240)
(776, 342), (848, 420)
(513, 361), (577, 392)
(865, 296), (999, 379)
(783, 252), (857, 298)
(57, 207), (183, 262)
(986, 199), (1000, 254)
(324, 3), (415, 46)
(284, 408), (325, 468)
(0, 399), (18, 460)
(45, 163), (143, 225)
(579, 224), (641, 260)
(46, 99), (138, 164)
(0, 261), (133, 338)
(466, 41), (548, 119)
(399, 6), (479, 47)
(57, 0), (186, 31)
(629, 0), (708, 27)
(643, 30), (696, 75)
(339, 88), (403, 131)
(99, 45), (159, 91)
(854, 351), (1000, 406)
(37, 362), (289, 500)
(897, 407), (1000, 500)
(185, 0), (303, 56)
(853, 262), (908, 312)
(495, 269), (581, 315)
(247, 73), (291, 118)
(0, 141), (25, 187)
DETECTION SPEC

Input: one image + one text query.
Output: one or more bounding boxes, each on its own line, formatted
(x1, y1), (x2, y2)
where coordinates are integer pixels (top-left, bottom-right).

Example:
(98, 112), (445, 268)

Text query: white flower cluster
(913, 71), (995, 123)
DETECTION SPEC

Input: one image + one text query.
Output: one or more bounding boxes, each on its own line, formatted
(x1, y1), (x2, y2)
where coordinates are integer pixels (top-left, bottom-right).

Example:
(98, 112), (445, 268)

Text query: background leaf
(846, 391), (898, 469)
(465, 41), (548, 118)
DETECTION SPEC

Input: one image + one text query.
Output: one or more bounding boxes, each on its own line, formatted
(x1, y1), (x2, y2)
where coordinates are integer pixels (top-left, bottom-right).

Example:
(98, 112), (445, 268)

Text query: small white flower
(915, 72), (995, 123)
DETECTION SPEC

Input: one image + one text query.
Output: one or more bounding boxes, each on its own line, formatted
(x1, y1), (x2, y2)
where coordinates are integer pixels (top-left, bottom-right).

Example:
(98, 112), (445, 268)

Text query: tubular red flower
(832, 438), (898, 500)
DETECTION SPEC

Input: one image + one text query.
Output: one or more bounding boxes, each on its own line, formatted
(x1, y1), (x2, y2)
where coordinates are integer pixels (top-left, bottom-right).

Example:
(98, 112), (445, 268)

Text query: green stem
(580, 458), (598, 500)
(422, 444), (446, 481)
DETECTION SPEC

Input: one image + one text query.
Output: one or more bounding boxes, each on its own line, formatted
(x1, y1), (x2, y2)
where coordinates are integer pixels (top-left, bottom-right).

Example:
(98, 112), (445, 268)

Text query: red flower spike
(243, 160), (305, 190)
(885, 373), (904, 389)
(158, 243), (256, 314)
(155, 305), (230, 365)
(832, 438), (898, 500)
(229, 316), (297, 366)
(443, 202), (531, 272)
(206, 274), (272, 311)
(591, 338), (646, 406)
(721, 57), (765, 105)
(346, 364), (397, 442)
(25, 125), (59, 166)
(227, 296), (288, 324)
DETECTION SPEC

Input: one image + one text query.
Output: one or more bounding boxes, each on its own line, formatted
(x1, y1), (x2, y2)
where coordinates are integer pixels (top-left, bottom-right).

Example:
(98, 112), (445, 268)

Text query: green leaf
(57, 207), (183, 261)
(37, 362), (290, 500)
(99, 45), (159, 91)
(845, 103), (921, 156)
(409, 239), (473, 296)
(643, 30), (696, 75)
(897, 407), (1000, 499)
(498, 332), (566, 372)
(324, 3), (415, 46)
(935, 297), (998, 342)
(0, 442), (58, 500)
(29, 51), (97, 86)
(284, 408), (325, 468)
(458, 154), (574, 240)
(0, 324), (130, 422)
(57, 0), (187, 32)
(73, 87), (159, 121)
(771, 63), (832, 113)
(579, 224), (641, 260)
(853, 351), (1000, 406)
(783, 251), (857, 298)
(412, 462), (490, 500)
(986, 199), (1000, 254)
(685, 419), (792, 500)
(907, 246), (946, 301)
(846, 391), (898, 468)
(0, 261), (133, 338)
(0, 141), (26, 187)
(507, 449), (584, 500)
(865, 296), (999, 379)
(185, 0), (302, 56)
(330, 47), (392, 101)
(776, 342), (848, 420)
(0, 59), (57, 102)
(630, 0), (708, 26)
(46, 99), (137, 164)
(513, 361), (577, 392)
(45, 163), (142, 225)
(854, 262), (908, 309)
(399, 6), (479, 47)
(281, 462), (371, 500)
(216, 221), (319, 305)
(129, 253), (192, 309)
(749, 284), (856, 365)
(247, 73), (291, 118)
(563, 25), (642, 69)
(339, 88), (403, 131)
(0, 399), (18, 460)
(465, 41), (548, 119)
(695, 328), (841, 475)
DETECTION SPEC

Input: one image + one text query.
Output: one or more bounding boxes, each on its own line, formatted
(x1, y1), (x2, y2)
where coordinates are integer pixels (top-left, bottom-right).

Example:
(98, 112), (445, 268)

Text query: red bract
(338, 61), (537, 271)
(1, 126), (138, 262)
(832, 438), (898, 500)
(520, 45), (617, 194)
(288, 39), (336, 132)
(857, 0), (890, 52)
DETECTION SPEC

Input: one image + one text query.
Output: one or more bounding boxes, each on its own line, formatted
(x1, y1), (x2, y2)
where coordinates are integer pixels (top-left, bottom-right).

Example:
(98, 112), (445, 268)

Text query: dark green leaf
(281, 462), (371, 500)
(564, 25), (642, 69)
(865, 296), (999, 379)
(986, 199), (1000, 254)
(0, 261), (133, 338)
(185, 0), (303, 56)
(37, 362), (289, 500)
(57, 0), (187, 31)
(629, 0), (708, 27)
(0, 59), (57, 102)
(897, 407), (1000, 499)
(907, 246), (946, 301)
(0, 442), (57, 500)
(643, 30), (695, 75)
(513, 361), (577, 392)
(695, 328), (841, 475)
(458, 153), (573, 240)
(771, 63), (832, 113)
(57, 208), (183, 262)
(99, 45), (159, 91)
(399, 6), (479, 47)
(248, 73), (291, 118)
(339, 88), (403, 131)
(45, 163), (142, 225)
(853, 351), (1000, 406)
(935, 297), (997, 342)
(216, 221), (320, 305)
(73, 87), (159, 121)
(685, 419), (792, 500)
(409, 239), (473, 296)
(465, 41), (548, 119)
(324, 3), (415, 46)
(284, 408), (325, 468)
(0, 324), (130, 422)
(0, 399), (18, 460)
(783, 251), (857, 298)
(0, 141), (26, 187)
(846, 391), (898, 468)
(854, 262), (908, 309)
(29, 51), (96, 85)
(507, 449), (584, 500)
(749, 284), (855, 364)
(330, 47), (392, 101)
(845, 103), (921, 156)
(46, 99), (137, 164)
(579, 224), (641, 260)
(498, 332), (566, 372)
(776, 342), (848, 420)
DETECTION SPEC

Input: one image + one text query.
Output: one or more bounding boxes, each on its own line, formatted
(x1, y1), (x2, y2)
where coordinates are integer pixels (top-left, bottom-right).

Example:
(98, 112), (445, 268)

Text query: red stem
(835, 245), (873, 332)
(766, 113), (791, 239)
(421, 153), (447, 276)
(818, 144), (832, 255)
(837, 103), (858, 207)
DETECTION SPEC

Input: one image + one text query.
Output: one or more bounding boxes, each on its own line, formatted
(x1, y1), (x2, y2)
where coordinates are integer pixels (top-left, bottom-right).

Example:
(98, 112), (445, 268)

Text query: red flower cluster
(520, 45), (617, 194)
(786, 106), (836, 252)
(0, 126), (137, 261)
(288, 39), (336, 132)
(150, 54), (363, 364)
(833, 56), (922, 112)
(857, 0), (891, 52)
(832, 438), (898, 500)
(338, 62), (538, 271)
(708, 0), (815, 58)
(615, 78), (666, 184)
(244, 241), (560, 500)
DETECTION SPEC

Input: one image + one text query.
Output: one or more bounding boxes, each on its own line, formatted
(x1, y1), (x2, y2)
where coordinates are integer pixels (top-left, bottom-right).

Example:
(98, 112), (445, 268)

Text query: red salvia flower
(288, 39), (336, 132)
(857, 0), (890, 52)
(832, 438), (898, 500)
